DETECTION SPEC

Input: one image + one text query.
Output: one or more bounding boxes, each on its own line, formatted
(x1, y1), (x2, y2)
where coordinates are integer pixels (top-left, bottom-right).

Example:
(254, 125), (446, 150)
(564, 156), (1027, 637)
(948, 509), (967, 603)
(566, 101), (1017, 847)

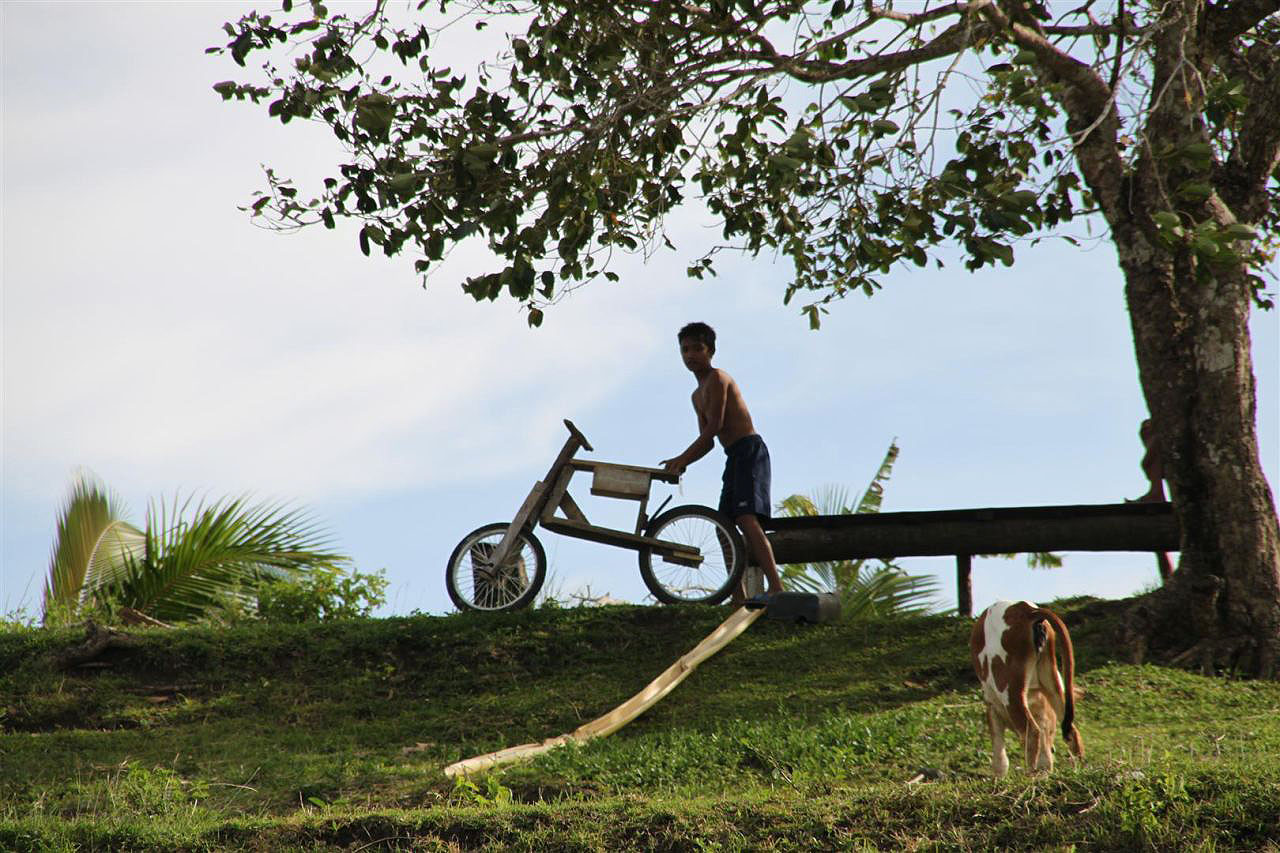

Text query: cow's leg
(1004, 679), (1043, 774)
(985, 703), (1010, 777)
(1027, 691), (1056, 773)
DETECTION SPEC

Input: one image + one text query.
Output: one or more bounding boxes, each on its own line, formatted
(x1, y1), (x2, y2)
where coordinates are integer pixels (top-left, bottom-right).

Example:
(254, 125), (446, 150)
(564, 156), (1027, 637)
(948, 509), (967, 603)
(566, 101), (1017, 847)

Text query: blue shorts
(719, 435), (771, 521)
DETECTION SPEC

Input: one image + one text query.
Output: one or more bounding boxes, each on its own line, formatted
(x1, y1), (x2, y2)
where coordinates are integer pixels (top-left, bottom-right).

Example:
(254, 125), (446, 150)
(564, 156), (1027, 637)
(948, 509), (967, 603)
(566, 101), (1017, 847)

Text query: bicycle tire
(446, 522), (547, 612)
(638, 505), (746, 605)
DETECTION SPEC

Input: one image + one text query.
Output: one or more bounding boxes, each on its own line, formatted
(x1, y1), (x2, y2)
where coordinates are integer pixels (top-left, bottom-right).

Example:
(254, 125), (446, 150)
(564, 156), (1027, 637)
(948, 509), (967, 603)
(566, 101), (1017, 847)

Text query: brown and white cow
(970, 600), (1084, 776)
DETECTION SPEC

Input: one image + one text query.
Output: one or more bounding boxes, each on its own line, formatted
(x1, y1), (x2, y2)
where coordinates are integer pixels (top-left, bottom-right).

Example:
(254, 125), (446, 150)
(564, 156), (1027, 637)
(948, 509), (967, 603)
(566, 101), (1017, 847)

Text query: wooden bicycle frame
(486, 420), (704, 571)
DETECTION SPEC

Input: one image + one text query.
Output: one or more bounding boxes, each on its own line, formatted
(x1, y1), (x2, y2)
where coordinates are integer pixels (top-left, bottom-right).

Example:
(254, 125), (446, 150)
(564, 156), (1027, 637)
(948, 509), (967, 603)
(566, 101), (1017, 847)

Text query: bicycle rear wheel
(446, 522), (547, 612)
(638, 505), (745, 605)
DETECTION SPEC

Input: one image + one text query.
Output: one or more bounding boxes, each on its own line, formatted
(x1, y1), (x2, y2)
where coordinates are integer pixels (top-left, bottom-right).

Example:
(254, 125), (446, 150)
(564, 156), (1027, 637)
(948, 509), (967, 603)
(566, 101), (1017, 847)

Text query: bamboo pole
(443, 605), (765, 777)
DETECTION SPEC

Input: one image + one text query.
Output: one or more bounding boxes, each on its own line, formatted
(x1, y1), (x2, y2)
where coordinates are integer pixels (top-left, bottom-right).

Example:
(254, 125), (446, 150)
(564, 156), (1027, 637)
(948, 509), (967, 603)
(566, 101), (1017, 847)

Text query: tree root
(53, 620), (140, 669)
(1122, 580), (1279, 680)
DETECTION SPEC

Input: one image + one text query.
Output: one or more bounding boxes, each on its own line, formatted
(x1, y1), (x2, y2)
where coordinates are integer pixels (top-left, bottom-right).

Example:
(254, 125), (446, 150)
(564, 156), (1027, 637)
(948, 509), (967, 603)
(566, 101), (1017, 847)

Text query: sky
(3, 2), (1277, 621)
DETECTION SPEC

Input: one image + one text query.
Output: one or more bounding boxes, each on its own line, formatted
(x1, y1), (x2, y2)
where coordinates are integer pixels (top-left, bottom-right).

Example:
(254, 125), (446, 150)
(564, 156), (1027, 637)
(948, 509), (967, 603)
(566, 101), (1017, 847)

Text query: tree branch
(754, 18), (994, 84)
(1205, 0), (1280, 55)
(866, 0), (991, 26)
(977, 2), (1128, 225)
(1223, 42), (1280, 220)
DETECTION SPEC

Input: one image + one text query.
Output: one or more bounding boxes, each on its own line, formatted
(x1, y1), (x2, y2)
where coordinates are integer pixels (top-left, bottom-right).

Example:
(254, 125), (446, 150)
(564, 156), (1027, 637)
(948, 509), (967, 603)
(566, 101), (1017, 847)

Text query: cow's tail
(1037, 607), (1084, 757)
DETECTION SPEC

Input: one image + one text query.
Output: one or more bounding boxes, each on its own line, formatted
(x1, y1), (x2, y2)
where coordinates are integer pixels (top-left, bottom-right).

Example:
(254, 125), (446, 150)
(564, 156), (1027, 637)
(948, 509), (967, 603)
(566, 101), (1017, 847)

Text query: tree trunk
(1046, 0), (1280, 679)
(1120, 240), (1280, 678)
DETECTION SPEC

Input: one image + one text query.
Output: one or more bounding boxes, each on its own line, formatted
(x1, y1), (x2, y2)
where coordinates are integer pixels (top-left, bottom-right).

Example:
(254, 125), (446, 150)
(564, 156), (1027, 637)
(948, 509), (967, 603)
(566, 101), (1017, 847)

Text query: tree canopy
(212, 0), (1277, 326)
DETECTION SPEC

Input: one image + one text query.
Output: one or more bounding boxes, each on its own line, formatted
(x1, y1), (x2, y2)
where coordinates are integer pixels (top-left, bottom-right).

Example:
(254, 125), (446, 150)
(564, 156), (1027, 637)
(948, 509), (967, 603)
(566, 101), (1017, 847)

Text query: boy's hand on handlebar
(660, 457), (686, 477)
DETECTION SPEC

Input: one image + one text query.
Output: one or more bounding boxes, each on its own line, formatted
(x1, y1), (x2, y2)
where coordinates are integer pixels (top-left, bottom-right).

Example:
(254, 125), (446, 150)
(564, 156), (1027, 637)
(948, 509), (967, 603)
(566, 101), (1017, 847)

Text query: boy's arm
(661, 372), (728, 475)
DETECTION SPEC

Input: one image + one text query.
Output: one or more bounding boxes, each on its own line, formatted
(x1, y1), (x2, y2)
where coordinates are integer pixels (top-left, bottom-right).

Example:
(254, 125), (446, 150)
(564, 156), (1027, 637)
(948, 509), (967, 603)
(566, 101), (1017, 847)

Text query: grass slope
(2, 597), (1277, 851)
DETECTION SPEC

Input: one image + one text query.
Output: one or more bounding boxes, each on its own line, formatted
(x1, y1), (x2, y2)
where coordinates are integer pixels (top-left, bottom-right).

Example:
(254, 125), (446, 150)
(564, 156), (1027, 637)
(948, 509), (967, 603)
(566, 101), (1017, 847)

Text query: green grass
(2, 597), (1278, 850)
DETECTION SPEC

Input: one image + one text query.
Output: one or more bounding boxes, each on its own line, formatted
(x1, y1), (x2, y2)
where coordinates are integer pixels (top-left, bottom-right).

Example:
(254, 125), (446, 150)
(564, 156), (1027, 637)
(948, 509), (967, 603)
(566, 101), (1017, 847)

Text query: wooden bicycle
(445, 420), (747, 612)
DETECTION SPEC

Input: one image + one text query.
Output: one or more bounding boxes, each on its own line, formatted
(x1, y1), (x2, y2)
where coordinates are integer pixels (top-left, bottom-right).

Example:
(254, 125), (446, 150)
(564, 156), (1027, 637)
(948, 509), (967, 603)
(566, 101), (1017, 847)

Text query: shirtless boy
(660, 322), (784, 606)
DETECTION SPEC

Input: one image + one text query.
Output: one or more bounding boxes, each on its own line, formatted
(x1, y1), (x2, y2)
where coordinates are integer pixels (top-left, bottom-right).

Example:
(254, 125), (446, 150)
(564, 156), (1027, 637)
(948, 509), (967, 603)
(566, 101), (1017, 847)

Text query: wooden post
(956, 553), (973, 618)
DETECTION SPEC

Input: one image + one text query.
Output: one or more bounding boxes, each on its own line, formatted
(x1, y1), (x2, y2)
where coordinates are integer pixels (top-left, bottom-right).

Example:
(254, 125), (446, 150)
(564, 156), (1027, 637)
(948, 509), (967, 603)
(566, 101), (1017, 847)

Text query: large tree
(213, 0), (1280, 675)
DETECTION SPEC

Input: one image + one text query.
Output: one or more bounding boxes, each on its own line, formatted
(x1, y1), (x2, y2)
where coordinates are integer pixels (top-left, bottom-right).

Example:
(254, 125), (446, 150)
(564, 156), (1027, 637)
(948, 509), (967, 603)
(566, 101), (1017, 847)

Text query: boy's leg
(735, 513), (782, 595)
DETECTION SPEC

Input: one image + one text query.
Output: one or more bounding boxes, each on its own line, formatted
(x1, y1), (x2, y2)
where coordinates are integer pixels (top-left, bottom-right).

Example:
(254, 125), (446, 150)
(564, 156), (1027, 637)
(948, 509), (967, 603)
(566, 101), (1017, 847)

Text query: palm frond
(775, 440), (937, 618)
(840, 564), (940, 621)
(853, 440), (898, 515)
(43, 473), (144, 625)
(107, 493), (348, 622)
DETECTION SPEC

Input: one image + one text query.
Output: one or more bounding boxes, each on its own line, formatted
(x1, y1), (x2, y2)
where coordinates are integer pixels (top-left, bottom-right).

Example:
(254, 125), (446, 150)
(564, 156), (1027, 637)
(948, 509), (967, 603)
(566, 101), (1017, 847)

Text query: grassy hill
(2, 597), (1278, 851)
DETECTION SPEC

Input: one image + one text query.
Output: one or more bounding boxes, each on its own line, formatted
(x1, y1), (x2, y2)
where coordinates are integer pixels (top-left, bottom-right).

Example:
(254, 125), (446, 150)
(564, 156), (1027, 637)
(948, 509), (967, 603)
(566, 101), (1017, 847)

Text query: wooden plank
(764, 502), (1179, 564)
(443, 606), (766, 777)
(590, 463), (651, 500)
(540, 431), (588, 489)
(541, 518), (700, 562)
(539, 468), (577, 525)
(489, 481), (546, 570)
(569, 459), (681, 484)
(558, 490), (588, 524)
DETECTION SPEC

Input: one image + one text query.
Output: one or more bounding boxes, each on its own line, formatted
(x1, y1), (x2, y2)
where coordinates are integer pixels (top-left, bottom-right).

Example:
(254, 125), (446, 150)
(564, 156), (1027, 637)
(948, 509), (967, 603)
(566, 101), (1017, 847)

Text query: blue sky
(3, 3), (1277, 620)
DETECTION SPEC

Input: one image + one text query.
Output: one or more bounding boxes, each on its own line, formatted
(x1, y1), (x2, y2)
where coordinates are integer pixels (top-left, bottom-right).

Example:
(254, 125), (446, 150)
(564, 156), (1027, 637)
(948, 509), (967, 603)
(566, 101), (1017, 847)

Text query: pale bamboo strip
(443, 606), (765, 777)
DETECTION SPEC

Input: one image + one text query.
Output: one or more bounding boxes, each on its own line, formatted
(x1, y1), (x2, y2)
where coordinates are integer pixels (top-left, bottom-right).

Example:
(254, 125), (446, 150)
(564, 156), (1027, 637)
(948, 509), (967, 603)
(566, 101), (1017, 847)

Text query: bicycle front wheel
(446, 522), (547, 612)
(639, 505), (746, 605)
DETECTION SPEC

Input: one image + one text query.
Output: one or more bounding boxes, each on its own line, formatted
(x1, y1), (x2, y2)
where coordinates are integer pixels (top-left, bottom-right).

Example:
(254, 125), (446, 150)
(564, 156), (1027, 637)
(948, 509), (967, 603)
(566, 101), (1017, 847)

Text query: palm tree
(777, 442), (940, 620)
(778, 443), (1064, 619)
(43, 472), (348, 625)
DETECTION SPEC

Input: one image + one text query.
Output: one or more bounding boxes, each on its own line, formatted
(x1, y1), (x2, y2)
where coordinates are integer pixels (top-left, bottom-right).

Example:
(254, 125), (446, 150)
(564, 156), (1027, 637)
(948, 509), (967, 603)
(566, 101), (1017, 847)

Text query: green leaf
(1221, 223), (1257, 240)
(353, 95), (395, 136)
(1180, 142), (1213, 161)
(1192, 234), (1220, 256)
(43, 473), (144, 624)
(1175, 181), (1212, 202)
(1001, 190), (1037, 208)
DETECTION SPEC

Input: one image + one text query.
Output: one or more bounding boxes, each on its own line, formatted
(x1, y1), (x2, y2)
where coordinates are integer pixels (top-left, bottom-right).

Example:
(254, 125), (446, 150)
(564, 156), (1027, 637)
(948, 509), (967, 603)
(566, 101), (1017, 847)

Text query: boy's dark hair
(677, 322), (716, 355)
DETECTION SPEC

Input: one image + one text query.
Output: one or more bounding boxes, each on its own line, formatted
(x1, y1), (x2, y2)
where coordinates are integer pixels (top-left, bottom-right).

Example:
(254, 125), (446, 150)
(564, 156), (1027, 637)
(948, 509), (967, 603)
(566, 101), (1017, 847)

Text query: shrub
(255, 567), (388, 622)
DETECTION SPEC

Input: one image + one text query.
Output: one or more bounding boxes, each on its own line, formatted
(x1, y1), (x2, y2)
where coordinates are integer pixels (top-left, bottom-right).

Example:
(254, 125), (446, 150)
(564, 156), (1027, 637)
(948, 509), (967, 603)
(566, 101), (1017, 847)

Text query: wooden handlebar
(563, 419), (594, 453)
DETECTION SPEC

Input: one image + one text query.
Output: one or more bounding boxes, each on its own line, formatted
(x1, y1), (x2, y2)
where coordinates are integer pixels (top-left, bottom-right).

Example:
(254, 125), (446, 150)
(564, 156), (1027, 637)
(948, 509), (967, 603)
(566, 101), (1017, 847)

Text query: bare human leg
(735, 513), (783, 596)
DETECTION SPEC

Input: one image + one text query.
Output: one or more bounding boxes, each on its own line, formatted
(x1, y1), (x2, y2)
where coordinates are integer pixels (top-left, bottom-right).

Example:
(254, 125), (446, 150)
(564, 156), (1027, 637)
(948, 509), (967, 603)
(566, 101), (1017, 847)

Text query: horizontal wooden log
(764, 502), (1179, 564)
